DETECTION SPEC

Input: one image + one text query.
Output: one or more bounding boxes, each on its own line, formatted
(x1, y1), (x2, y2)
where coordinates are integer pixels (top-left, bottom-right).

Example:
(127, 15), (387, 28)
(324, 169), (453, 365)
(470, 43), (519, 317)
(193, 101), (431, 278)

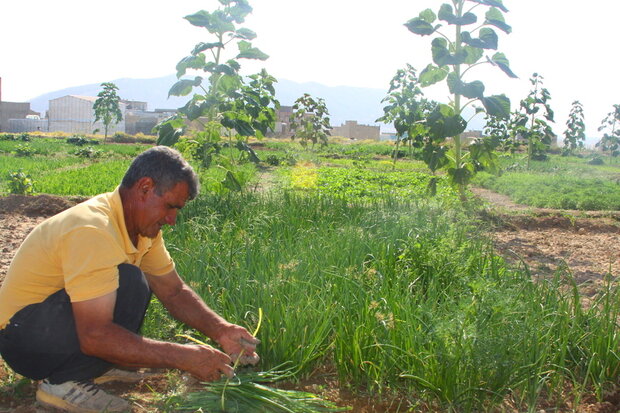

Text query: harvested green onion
(171, 366), (351, 412)
(173, 310), (348, 412)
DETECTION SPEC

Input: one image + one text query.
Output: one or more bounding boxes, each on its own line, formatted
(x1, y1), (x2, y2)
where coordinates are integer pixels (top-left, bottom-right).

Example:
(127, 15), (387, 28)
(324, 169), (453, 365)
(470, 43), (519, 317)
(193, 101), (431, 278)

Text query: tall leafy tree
(377, 65), (438, 169)
(483, 113), (516, 153)
(404, 0), (517, 199)
(289, 94), (332, 148)
(93, 82), (123, 142)
(157, 0), (279, 168)
(510, 73), (555, 166)
(596, 104), (620, 162)
(562, 100), (586, 156)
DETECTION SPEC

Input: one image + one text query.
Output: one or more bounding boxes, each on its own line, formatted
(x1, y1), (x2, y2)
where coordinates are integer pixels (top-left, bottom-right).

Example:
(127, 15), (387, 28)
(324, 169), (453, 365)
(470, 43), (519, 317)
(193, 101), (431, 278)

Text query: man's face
(136, 181), (190, 239)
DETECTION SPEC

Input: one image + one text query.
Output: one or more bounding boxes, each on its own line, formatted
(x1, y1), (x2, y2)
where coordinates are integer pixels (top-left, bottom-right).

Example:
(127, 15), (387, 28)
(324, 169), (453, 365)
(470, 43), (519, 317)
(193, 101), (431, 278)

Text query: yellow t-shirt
(0, 187), (175, 329)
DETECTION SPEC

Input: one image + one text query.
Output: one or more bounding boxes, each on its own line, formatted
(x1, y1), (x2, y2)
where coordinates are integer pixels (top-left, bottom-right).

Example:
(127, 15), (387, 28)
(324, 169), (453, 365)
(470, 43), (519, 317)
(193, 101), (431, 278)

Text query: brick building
(331, 120), (380, 141)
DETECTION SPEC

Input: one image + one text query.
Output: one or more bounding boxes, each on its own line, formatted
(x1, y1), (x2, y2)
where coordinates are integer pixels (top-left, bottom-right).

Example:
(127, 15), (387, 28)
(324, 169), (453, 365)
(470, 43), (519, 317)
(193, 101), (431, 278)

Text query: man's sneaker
(94, 367), (162, 384)
(36, 379), (130, 413)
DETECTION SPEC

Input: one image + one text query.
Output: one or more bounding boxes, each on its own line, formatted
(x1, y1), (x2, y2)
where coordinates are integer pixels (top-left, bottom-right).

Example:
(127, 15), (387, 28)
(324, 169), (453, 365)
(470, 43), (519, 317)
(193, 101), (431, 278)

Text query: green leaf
(176, 55), (206, 78)
(463, 46), (484, 64)
(490, 52), (518, 78)
(237, 40), (269, 60)
(235, 28), (257, 40)
(462, 81), (486, 100)
(228, 1), (253, 23)
(438, 4), (453, 20)
(222, 170), (242, 191)
(404, 17), (437, 36)
(427, 104), (467, 138)
(419, 64), (449, 87)
(485, 7), (512, 33)
(191, 42), (224, 56)
(422, 144), (449, 172)
(432, 38), (467, 66)
(447, 73), (485, 99)
(469, 137), (500, 173)
(216, 74), (243, 94)
(226, 59), (241, 72)
(184, 10), (235, 33)
(485, 19), (511, 34)
(468, 0), (508, 13)
(485, 7), (505, 23)
(481, 94), (511, 118)
(419, 8), (437, 22)
(214, 63), (238, 75)
(448, 165), (474, 186)
(235, 140), (261, 163)
(461, 28), (498, 49)
(155, 116), (185, 146)
(184, 10), (211, 27)
(168, 77), (202, 97)
(179, 99), (209, 121)
(438, 4), (477, 25)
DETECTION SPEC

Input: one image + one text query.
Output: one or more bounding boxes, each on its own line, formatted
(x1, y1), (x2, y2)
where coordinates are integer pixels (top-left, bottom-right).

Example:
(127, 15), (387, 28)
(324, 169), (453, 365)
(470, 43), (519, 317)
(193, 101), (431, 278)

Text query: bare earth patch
(471, 187), (620, 297)
(1, 191), (620, 412)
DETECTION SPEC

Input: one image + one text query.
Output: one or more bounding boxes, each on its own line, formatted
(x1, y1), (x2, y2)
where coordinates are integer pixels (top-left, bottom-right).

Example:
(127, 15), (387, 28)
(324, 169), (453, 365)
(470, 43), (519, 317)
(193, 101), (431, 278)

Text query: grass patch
(475, 171), (620, 210)
(35, 160), (132, 196)
(146, 189), (620, 411)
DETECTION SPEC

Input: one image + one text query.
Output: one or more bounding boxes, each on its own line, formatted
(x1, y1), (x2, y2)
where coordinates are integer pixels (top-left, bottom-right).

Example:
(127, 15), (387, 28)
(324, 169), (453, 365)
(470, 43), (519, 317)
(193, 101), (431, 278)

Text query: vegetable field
(1, 136), (620, 412)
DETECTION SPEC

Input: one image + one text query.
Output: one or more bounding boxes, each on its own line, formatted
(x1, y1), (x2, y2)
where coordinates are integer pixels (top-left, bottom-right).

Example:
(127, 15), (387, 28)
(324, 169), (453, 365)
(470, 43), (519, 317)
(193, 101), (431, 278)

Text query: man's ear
(135, 177), (155, 197)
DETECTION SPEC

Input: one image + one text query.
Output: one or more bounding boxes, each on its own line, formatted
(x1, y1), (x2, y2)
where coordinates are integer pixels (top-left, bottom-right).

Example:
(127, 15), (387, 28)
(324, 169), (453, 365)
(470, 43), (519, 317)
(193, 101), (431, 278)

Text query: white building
(48, 95), (127, 135)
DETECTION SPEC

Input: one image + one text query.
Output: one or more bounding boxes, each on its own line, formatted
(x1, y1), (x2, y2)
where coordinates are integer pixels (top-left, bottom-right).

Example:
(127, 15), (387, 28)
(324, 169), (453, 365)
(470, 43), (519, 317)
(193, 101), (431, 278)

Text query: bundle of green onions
(171, 309), (350, 412)
(171, 366), (351, 412)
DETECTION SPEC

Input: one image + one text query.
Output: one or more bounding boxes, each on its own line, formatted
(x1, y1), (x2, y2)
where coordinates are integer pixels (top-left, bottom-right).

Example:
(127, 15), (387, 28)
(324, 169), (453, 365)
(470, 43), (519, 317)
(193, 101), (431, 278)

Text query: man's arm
(72, 291), (234, 382)
(146, 269), (259, 364)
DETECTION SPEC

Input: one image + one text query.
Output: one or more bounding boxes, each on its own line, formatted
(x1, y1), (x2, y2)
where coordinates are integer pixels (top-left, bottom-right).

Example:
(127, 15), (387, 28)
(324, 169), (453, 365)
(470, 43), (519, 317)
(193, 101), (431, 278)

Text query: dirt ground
(1, 190), (620, 412)
(471, 187), (620, 297)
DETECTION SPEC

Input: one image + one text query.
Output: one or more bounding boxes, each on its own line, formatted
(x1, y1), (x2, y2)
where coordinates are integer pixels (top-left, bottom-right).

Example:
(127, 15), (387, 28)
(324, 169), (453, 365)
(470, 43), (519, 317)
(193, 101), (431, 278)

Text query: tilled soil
(471, 187), (620, 297)
(1, 191), (620, 412)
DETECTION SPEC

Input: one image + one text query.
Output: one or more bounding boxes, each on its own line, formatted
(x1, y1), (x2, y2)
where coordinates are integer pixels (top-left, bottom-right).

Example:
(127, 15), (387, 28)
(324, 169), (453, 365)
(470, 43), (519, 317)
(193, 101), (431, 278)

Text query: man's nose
(165, 210), (177, 225)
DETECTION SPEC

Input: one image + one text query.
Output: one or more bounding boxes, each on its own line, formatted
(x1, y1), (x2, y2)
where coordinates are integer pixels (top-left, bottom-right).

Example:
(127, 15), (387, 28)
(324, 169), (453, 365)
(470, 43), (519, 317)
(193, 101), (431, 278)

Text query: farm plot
(0, 137), (150, 196)
(474, 155), (620, 210)
(1, 140), (620, 412)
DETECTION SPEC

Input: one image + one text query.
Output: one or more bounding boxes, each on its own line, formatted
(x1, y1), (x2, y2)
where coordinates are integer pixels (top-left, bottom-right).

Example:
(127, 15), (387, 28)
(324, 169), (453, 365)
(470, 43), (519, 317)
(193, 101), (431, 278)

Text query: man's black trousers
(0, 264), (151, 384)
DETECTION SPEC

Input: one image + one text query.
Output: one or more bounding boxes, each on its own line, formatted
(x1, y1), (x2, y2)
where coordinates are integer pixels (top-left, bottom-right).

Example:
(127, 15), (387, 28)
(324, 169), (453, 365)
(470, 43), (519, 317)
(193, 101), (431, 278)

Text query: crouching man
(0, 146), (259, 412)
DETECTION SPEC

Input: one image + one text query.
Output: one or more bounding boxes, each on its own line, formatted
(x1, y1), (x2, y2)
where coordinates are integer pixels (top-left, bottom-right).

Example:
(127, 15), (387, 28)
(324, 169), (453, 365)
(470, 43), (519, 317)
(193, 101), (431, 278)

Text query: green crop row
(145, 190), (620, 411)
(0, 137), (150, 158)
(475, 171), (620, 210)
(0, 137), (152, 195)
(35, 160), (132, 196)
(496, 154), (620, 179)
(278, 164), (459, 205)
(0, 155), (86, 194)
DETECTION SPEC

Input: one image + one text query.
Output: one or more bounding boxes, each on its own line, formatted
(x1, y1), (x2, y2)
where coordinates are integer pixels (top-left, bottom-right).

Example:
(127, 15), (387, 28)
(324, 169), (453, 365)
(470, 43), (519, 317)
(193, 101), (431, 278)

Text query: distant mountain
(29, 75), (484, 132)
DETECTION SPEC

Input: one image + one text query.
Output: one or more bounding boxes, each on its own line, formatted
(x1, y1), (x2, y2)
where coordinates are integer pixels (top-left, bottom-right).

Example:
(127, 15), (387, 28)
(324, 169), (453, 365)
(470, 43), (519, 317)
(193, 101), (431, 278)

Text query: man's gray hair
(121, 146), (200, 199)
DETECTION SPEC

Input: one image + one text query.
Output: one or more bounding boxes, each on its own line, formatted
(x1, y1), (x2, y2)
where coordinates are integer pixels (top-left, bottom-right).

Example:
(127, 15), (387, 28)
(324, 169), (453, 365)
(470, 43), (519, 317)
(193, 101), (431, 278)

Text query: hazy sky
(1, 0), (618, 140)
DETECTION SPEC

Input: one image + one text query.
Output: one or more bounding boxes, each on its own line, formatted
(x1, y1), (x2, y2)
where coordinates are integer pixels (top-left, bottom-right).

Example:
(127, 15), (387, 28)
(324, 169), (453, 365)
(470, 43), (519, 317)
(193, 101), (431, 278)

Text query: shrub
(112, 132), (134, 143)
(73, 146), (103, 159)
(8, 169), (35, 195)
(265, 154), (281, 166)
(14, 144), (35, 157)
(531, 152), (549, 161)
(588, 156), (604, 165)
(67, 134), (99, 146)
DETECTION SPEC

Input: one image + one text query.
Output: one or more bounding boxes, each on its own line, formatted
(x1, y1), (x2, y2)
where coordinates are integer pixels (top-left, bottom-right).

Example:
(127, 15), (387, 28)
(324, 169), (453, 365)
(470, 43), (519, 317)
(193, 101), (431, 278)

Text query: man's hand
(214, 324), (261, 366)
(181, 344), (235, 382)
